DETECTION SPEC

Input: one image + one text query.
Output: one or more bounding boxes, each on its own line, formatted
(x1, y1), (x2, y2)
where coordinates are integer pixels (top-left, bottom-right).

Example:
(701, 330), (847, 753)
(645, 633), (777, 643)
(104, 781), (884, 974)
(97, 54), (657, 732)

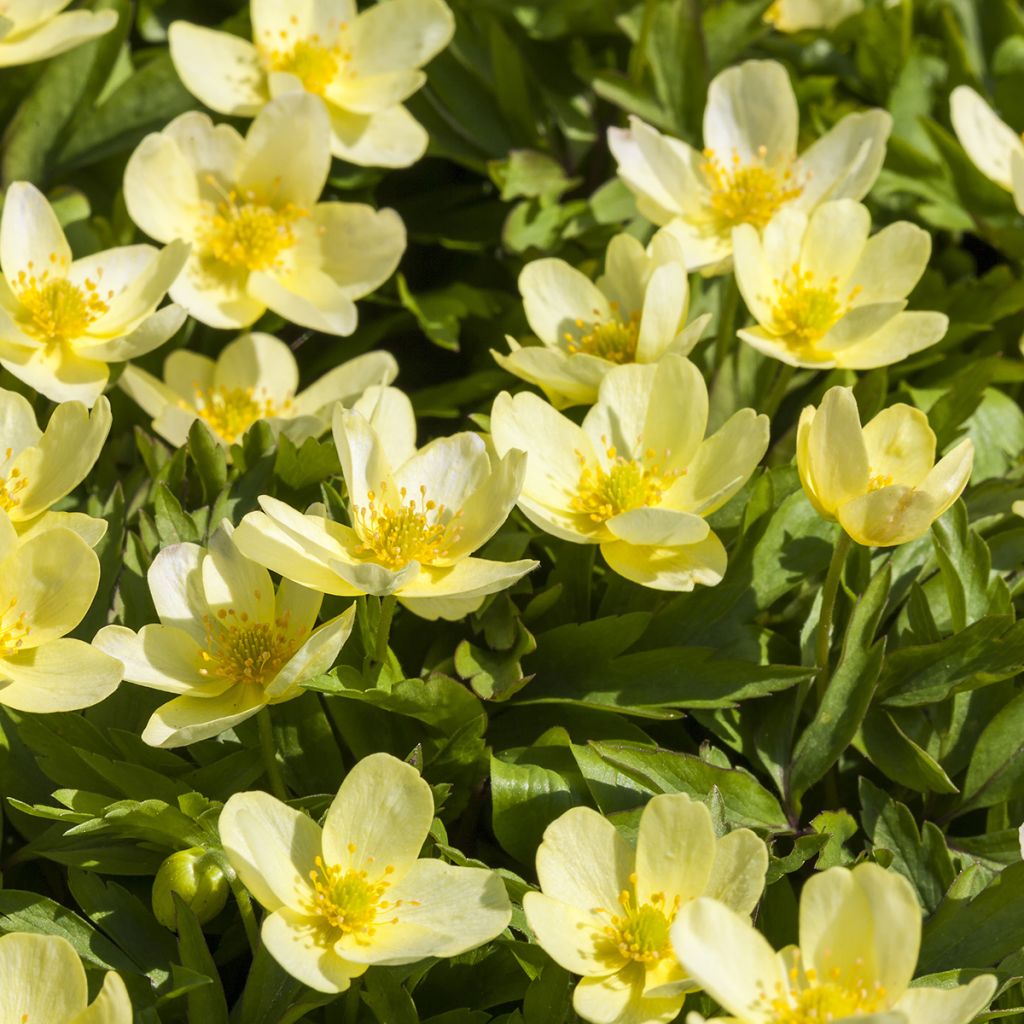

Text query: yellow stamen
(190, 384), (291, 444)
(767, 265), (860, 353)
(595, 875), (679, 965)
(867, 471), (894, 492)
(0, 447), (28, 512)
(353, 482), (461, 569)
(0, 596), (30, 658)
(571, 445), (675, 523)
(199, 184), (306, 272)
(265, 37), (348, 94)
(759, 954), (888, 1023)
(702, 146), (803, 230)
(198, 602), (298, 687)
(15, 262), (111, 344)
(564, 305), (641, 364)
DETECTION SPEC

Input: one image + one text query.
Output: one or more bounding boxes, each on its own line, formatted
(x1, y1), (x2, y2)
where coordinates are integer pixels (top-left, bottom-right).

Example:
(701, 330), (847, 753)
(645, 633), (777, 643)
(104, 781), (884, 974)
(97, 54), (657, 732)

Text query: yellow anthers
(200, 187), (306, 271)
(191, 384), (286, 444)
(305, 852), (399, 941)
(0, 447), (28, 512)
(564, 306), (641, 364)
(264, 37), (348, 94)
(867, 471), (894, 492)
(0, 596), (30, 658)
(596, 881), (679, 965)
(758, 958), (888, 1024)
(701, 146), (803, 230)
(199, 606), (298, 686)
(572, 450), (672, 523)
(354, 483), (460, 569)
(15, 268), (112, 343)
(768, 266), (859, 351)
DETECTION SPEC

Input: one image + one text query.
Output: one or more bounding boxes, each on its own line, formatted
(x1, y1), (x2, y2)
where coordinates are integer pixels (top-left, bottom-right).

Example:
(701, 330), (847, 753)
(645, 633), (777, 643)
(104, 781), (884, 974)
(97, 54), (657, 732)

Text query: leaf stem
(815, 530), (852, 700)
(714, 275), (741, 376)
(375, 594), (398, 665)
(257, 707), (287, 801)
(227, 870), (261, 955)
(343, 977), (363, 1023)
(628, 0), (659, 85)
(760, 362), (796, 418)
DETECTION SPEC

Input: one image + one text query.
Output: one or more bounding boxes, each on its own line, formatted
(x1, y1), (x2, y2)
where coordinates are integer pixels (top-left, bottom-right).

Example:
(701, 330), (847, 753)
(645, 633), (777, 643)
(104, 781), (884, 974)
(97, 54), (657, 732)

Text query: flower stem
(343, 977), (363, 1023)
(760, 363), (796, 418)
(628, 0), (659, 84)
(374, 594), (397, 665)
(226, 869), (260, 954)
(257, 707), (287, 801)
(815, 530), (852, 700)
(714, 275), (741, 376)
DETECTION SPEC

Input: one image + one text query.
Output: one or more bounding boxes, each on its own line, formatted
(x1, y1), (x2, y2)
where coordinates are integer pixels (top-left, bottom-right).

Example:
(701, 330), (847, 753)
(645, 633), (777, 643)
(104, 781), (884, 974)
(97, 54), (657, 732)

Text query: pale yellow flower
(119, 331), (397, 448)
(675, 863), (995, 1024)
(94, 521), (355, 747)
(733, 199), (947, 369)
(169, 0), (454, 168)
(609, 60), (891, 274)
(220, 751), (511, 993)
(0, 182), (188, 406)
(233, 386), (536, 620)
(796, 386), (973, 547)
(490, 354), (769, 591)
(493, 228), (710, 408)
(764, 0), (863, 32)
(0, 0), (116, 67)
(0, 932), (131, 1023)
(524, 796), (768, 1024)
(0, 387), (110, 545)
(0, 510), (122, 712)
(951, 86), (1024, 215)
(122, 92), (406, 332)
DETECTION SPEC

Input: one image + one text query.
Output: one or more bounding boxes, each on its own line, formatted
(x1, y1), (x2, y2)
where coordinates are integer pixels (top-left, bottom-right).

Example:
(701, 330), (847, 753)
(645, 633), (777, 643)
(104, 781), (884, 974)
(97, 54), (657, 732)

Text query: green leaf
(858, 708), (959, 795)
(174, 895), (229, 1024)
(187, 420), (228, 508)
(960, 690), (1024, 814)
(363, 968), (420, 1024)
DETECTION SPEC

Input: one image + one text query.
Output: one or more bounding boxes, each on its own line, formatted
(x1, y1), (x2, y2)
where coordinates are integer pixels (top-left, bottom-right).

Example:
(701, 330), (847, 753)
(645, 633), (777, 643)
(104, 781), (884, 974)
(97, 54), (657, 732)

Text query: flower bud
(152, 848), (229, 931)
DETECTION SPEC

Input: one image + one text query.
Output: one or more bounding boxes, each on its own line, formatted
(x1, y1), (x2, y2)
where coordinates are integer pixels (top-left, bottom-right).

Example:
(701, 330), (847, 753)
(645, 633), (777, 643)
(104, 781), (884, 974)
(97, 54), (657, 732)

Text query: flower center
(768, 267), (860, 352)
(191, 384), (290, 444)
(354, 484), (461, 569)
(761, 969), (888, 1023)
(702, 147), (803, 230)
(0, 447), (28, 512)
(266, 38), (347, 94)
(564, 307), (641, 364)
(596, 878), (679, 965)
(571, 447), (675, 524)
(867, 471), (894, 492)
(305, 849), (410, 942)
(15, 269), (111, 344)
(0, 596), (30, 658)
(199, 189), (306, 272)
(199, 604), (298, 687)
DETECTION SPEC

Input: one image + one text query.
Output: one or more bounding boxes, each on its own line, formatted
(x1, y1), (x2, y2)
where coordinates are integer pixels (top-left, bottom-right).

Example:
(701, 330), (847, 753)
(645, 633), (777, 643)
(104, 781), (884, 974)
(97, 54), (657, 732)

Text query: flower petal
(861, 404), (936, 488)
(266, 605), (355, 699)
(348, 0), (454, 77)
(148, 542), (208, 641)
(848, 221), (931, 303)
(950, 86), (1021, 190)
(0, 639), (121, 713)
(894, 976), (997, 1024)
(0, 933), (86, 1020)
(800, 387), (870, 517)
(142, 684), (268, 748)
(600, 534), (727, 592)
(261, 907), (362, 994)
(797, 109), (892, 209)
(605, 508), (710, 547)
(522, 891), (615, 976)
(92, 623), (212, 694)
(519, 258), (611, 346)
(635, 793), (715, 907)
(0, 8), (116, 67)
(920, 439), (973, 519)
(834, 311), (948, 370)
(703, 828), (769, 917)
(169, 21), (268, 117)
(327, 103), (429, 168)
(74, 970), (134, 1024)
(573, 963), (682, 1024)
(293, 350), (397, 416)
(1, 181), (70, 282)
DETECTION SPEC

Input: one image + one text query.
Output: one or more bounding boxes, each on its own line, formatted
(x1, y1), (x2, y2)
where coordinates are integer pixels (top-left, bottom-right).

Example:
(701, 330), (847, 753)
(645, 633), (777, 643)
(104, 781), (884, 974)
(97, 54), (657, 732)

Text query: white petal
(169, 21), (268, 117)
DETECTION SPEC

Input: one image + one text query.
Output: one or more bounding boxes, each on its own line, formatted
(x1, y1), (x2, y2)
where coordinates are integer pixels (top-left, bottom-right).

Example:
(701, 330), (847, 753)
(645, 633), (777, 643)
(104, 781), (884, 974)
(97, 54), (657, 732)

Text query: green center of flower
(768, 267), (860, 352)
(571, 447), (674, 523)
(564, 307), (641, 364)
(199, 605), (298, 687)
(14, 266), (111, 344)
(0, 596), (29, 658)
(354, 483), (461, 569)
(762, 971), (888, 1023)
(267, 38), (346, 94)
(596, 878), (679, 964)
(0, 447), (28, 512)
(190, 384), (291, 444)
(305, 849), (412, 941)
(200, 187), (306, 272)
(702, 147), (803, 230)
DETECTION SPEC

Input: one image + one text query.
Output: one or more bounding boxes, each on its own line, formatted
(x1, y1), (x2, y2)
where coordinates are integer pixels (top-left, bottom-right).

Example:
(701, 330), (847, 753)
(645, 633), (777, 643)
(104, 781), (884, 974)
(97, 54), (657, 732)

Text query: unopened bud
(152, 848), (229, 931)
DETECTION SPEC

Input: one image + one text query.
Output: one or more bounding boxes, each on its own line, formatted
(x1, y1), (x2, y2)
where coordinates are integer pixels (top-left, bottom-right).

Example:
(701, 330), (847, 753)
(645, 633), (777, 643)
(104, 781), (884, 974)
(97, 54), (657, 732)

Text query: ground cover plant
(4, 0), (1024, 1021)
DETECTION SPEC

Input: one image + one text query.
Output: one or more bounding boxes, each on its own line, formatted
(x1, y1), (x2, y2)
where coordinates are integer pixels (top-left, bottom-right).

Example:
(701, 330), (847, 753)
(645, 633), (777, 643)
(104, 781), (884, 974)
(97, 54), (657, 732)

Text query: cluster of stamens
(305, 844), (411, 942)
(200, 180), (306, 272)
(190, 384), (290, 443)
(768, 266), (861, 352)
(0, 596), (30, 658)
(354, 483), (461, 569)
(867, 470), (895, 492)
(199, 600), (298, 687)
(0, 447), (28, 512)
(14, 257), (113, 344)
(701, 146), (803, 230)
(593, 874), (679, 964)
(564, 303), (641, 364)
(571, 445), (676, 524)
(757, 955), (888, 1023)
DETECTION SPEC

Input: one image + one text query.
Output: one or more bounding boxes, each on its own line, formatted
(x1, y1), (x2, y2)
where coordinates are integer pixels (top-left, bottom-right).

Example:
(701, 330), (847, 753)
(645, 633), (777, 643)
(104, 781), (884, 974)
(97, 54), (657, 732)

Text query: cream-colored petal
(600, 534), (727, 592)
(73, 970), (133, 1024)
(797, 109), (892, 209)
(0, 8), (116, 67)
(261, 907), (363, 994)
(122, 131), (202, 245)
(394, 556), (536, 600)
(598, 232), (649, 313)
(170, 253), (264, 330)
(491, 344), (606, 408)
(0, 933), (87, 1020)
(635, 793), (715, 907)
(643, 353), (709, 473)
(322, 751), (434, 881)
(919, 439), (973, 518)
(142, 685), (268, 748)
(397, 591), (488, 621)
(582, 362), (658, 462)
(862, 404), (935, 488)
(838, 485), (938, 547)
(1012, 148), (1024, 215)
(635, 263), (688, 362)
(163, 348), (215, 401)
(605, 508), (710, 547)
(220, 790), (322, 911)
(251, 0), (353, 41)
(703, 60), (798, 163)
(92, 623), (211, 694)
(672, 899), (782, 1023)
(522, 891), (616, 977)
(442, 448), (526, 562)
(834, 311), (948, 370)
(327, 103), (429, 168)
(265, 606), (354, 699)
(292, 350), (397, 416)
(77, 305), (186, 363)
(393, 431), (491, 520)
(659, 217), (733, 275)
(950, 86), (1021, 190)
(0, 342), (108, 406)
(732, 223), (776, 328)
(894, 976), (996, 1024)
(703, 828), (769, 917)
(328, 68), (424, 115)
(519, 258), (611, 347)
(574, 963), (683, 1024)
(799, 199), (871, 286)
(147, 542), (208, 641)
(168, 21), (268, 117)
(273, 576), (324, 639)
(0, 386), (41, 452)
(211, 332), (298, 400)
(536, 806), (633, 914)
(802, 387), (870, 515)
(348, 0), (454, 77)
(14, 510), (107, 548)
(0, 639), (121, 713)
(203, 523), (276, 624)
(1, 181), (70, 283)
(849, 221), (931, 303)
(247, 268), (352, 337)
(350, 385), (417, 466)
(333, 404), (397, 511)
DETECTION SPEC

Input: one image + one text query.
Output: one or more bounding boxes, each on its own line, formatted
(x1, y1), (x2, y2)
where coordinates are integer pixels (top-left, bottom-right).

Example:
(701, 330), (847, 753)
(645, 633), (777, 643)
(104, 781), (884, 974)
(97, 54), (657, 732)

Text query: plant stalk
(374, 594), (398, 666)
(257, 707), (287, 801)
(815, 530), (852, 700)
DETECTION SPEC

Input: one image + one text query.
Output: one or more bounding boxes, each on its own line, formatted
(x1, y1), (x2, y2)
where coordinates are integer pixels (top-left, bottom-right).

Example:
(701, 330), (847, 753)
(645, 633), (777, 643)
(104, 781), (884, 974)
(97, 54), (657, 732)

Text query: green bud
(152, 848), (229, 931)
